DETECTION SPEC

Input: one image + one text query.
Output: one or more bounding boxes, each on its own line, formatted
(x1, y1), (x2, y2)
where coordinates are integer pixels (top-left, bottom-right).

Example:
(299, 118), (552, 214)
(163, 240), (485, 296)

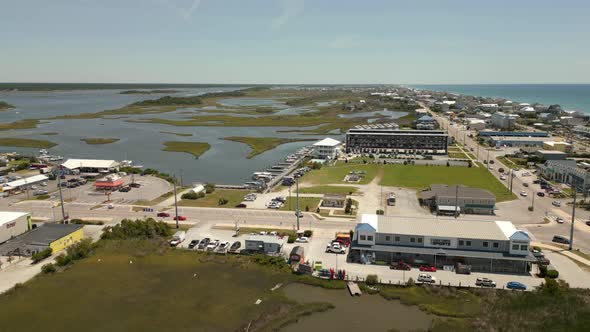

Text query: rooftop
(0, 212), (29, 227)
(61, 159), (120, 170)
(357, 214), (525, 241)
(0, 223), (83, 256)
(247, 235), (284, 244)
(313, 137), (341, 147)
(2, 175), (48, 189)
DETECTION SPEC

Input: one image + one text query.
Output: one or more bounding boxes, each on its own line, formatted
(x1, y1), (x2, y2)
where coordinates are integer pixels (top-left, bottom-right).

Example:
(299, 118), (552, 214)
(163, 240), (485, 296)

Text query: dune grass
(80, 138), (120, 145)
(0, 119), (41, 131)
(0, 138), (57, 148)
(0, 100), (14, 110)
(178, 189), (251, 208)
(161, 141), (211, 158)
(224, 136), (315, 158)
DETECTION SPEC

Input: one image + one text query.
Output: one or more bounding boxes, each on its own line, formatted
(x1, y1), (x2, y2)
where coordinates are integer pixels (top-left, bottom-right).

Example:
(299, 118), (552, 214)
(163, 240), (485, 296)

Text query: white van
(417, 273), (437, 283)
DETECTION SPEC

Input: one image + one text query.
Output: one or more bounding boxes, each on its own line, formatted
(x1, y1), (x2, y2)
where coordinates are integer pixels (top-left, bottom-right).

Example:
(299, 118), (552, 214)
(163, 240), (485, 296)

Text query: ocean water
(412, 84), (590, 113)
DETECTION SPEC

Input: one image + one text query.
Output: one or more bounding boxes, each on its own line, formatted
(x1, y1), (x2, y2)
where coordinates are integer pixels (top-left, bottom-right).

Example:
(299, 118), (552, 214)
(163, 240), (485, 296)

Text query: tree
(218, 198), (228, 205)
(366, 274), (379, 285)
(41, 263), (56, 274)
(204, 183), (215, 194)
(345, 198), (353, 214)
(446, 161), (450, 167)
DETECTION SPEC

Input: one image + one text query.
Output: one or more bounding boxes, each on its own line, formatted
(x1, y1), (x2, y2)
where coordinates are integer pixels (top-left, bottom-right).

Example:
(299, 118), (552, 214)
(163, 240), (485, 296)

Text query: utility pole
(296, 176), (300, 231)
(179, 169), (184, 188)
(509, 170), (514, 193)
(454, 185), (459, 219)
(530, 190), (535, 210)
(57, 170), (66, 222)
(569, 183), (577, 250)
(173, 176), (179, 229)
(486, 150), (490, 166)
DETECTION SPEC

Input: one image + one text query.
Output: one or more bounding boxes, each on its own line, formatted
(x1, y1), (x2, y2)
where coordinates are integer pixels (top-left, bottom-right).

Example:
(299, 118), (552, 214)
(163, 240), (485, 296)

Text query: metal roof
(0, 212), (29, 227)
(61, 159), (120, 170)
(2, 175), (48, 189)
(358, 214), (524, 241)
(313, 137), (341, 147)
(0, 223), (83, 255)
(420, 184), (496, 200)
(246, 235), (284, 245)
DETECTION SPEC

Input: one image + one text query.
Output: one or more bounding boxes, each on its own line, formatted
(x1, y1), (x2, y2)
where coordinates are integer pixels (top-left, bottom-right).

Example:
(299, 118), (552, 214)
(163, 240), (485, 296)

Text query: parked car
(119, 186), (131, 192)
(523, 183), (529, 187)
(217, 241), (230, 252)
(325, 242), (346, 254)
(228, 241), (241, 253)
(417, 273), (437, 283)
(206, 240), (220, 251)
(390, 261), (412, 270)
(169, 231), (186, 247)
(586, 221), (590, 227)
(174, 215), (187, 221)
(556, 217), (564, 224)
(188, 239), (200, 249)
(235, 203), (247, 208)
(475, 278), (497, 288)
(500, 175), (506, 180)
(552, 235), (570, 244)
(198, 238), (210, 250)
(506, 281), (527, 290)
(520, 191), (527, 197)
(40, 182), (48, 187)
(295, 210), (303, 218)
(419, 265), (437, 272)
(129, 182), (141, 188)
(552, 200), (561, 207)
(537, 192), (545, 197)
(107, 204), (114, 209)
(295, 236), (309, 243)
(157, 212), (170, 218)
(33, 189), (48, 196)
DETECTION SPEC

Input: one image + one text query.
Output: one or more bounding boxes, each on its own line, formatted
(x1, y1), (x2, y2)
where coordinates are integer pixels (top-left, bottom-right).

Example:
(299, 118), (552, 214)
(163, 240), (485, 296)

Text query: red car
(390, 261), (412, 270)
(175, 215), (187, 221)
(419, 265), (437, 272)
(156, 212), (170, 218)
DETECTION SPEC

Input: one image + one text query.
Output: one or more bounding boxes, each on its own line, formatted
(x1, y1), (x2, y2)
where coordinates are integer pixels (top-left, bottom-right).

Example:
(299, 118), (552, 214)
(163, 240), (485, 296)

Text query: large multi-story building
(490, 112), (519, 129)
(345, 124), (448, 154)
(538, 160), (590, 193)
(312, 137), (342, 160)
(350, 214), (535, 274)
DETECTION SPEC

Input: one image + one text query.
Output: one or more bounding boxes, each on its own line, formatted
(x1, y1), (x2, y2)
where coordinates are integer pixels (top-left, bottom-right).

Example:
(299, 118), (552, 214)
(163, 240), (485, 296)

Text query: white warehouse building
(0, 212), (31, 244)
(313, 137), (342, 160)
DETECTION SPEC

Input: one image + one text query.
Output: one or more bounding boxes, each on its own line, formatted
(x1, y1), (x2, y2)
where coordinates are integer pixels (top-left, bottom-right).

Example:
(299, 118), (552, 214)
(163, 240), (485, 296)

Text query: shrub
(218, 198), (228, 206)
(101, 218), (171, 240)
(287, 235), (296, 243)
(539, 264), (548, 277)
(70, 219), (104, 225)
(181, 192), (201, 200)
(31, 248), (53, 264)
(546, 269), (559, 279)
(55, 253), (71, 267)
(305, 205), (309, 212)
(406, 277), (415, 287)
(303, 230), (313, 237)
(41, 263), (56, 274)
(365, 274), (379, 286)
(344, 198), (353, 214)
(376, 209), (384, 215)
(204, 183), (215, 193)
(528, 206), (534, 212)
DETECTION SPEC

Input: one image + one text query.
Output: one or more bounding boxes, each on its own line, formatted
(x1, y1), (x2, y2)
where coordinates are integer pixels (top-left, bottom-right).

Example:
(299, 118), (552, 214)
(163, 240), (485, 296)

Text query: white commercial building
(0, 212), (31, 244)
(61, 159), (120, 174)
(491, 112), (519, 129)
(313, 137), (342, 160)
(1, 174), (48, 192)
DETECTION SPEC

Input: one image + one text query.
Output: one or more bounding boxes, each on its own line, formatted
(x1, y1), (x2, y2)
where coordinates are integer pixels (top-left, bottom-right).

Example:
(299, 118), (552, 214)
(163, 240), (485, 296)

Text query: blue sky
(1, 0), (589, 84)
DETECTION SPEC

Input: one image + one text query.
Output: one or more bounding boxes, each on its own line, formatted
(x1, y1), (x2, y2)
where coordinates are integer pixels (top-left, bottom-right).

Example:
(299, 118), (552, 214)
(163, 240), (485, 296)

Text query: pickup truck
(325, 243), (346, 254)
(169, 231), (186, 247)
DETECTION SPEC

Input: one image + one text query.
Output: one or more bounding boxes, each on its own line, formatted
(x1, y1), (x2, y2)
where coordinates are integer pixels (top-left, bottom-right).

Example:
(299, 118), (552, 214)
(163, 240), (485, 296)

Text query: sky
(0, 0), (589, 84)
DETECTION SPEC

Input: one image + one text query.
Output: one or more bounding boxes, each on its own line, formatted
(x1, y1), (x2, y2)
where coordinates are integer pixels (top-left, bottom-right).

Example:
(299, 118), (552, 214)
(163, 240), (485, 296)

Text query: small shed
(245, 235), (283, 254)
(191, 184), (206, 194)
(321, 194), (346, 208)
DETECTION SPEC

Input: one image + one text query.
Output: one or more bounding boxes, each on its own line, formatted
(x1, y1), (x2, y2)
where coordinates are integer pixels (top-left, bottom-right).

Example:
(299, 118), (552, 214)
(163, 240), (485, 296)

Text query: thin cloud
(155, 0), (202, 20)
(271, 0), (304, 29)
(328, 35), (361, 49)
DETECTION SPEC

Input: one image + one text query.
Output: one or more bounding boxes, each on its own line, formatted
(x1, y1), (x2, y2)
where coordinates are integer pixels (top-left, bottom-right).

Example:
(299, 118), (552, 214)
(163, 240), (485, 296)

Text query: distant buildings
(538, 160), (590, 193)
(350, 214), (534, 274)
(490, 112), (519, 129)
(61, 159), (120, 174)
(345, 124), (448, 155)
(543, 141), (572, 153)
(415, 115), (437, 130)
(573, 125), (590, 137)
(534, 150), (567, 161)
(312, 137), (342, 160)
(0, 223), (84, 256)
(419, 184), (496, 215)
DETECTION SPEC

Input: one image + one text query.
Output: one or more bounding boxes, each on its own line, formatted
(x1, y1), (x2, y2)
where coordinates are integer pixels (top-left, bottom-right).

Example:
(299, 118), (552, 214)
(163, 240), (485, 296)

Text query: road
(429, 107), (590, 254)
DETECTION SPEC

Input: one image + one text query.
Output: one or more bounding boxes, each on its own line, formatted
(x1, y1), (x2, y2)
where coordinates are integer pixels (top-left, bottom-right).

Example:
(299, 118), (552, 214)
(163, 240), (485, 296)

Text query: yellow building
(0, 223), (84, 256)
(543, 141), (572, 153)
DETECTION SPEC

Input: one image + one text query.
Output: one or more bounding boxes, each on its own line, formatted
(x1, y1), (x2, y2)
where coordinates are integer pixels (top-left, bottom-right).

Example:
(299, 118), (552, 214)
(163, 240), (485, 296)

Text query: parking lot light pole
(296, 177), (300, 231)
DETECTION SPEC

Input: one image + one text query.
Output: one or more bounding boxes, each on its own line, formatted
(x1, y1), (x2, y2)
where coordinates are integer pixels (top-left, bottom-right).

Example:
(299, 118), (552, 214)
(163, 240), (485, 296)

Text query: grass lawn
(80, 138), (120, 145)
(215, 226), (298, 237)
(298, 185), (358, 195)
(279, 197), (321, 212)
(448, 151), (468, 159)
(0, 137), (56, 148)
(162, 141), (211, 158)
(303, 163), (380, 185)
(134, 190), (175, 207)
(497, 156), (528, 169)
(223, 136), (315, 159)
(379, 164), (516, 202)
(178, 189), (251, 208)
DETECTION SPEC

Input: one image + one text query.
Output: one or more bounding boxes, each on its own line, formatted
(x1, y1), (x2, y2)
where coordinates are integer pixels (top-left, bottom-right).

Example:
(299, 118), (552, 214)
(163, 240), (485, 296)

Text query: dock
(347, 282), (362, 296)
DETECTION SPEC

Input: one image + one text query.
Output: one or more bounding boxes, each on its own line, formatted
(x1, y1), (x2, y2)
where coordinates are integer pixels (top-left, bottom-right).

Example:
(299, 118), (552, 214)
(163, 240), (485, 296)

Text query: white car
(488, 166), (494, 170)
(259, 231), (267, 235)
(295, 236), (309, 243)
(417, 273), (437, 283)
(552, 200), (561, 207)
(206, 240), (219, 251)
(269, 231), (277, 236)
(500, 175), (506, 180)
(520, 191), (528, 197)
(40, 182), (48, 187)
(556, 217), (564, 224)
(217, 241), (230, 251)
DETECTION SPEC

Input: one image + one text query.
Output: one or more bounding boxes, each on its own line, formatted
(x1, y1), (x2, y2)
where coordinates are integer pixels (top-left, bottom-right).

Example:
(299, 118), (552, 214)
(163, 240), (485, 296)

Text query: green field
(178, 189), (251, 208)
(0, 119), (41, 131)
(299, 185), (358, 194)
(223, 136), (315, 158)
(279, 197), (322, 212)
(80, 138), (120, 145)
(303, 163), (380, 185)
(162, 141), (211, 158)
(379, 164), (516, 202)
(0, 138), (57, 148)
